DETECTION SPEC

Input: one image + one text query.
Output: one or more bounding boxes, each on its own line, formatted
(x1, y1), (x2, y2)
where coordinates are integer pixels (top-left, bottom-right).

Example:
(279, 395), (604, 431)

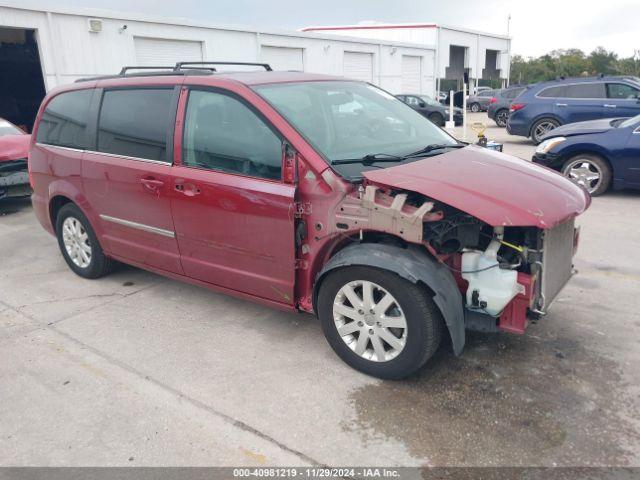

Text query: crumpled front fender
(313, 243), (466, 355)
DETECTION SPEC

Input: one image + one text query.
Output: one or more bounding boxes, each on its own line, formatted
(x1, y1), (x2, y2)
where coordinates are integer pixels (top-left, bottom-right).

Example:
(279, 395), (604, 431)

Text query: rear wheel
(531, 118), (560, 144)
(56, 203), (114, 279)
(495, 109), (509, 127)
(470, 103), (480, 113)
(318, 266), (443, 379)
(428, 112), (444, 127)
(561, 154), (611, 196)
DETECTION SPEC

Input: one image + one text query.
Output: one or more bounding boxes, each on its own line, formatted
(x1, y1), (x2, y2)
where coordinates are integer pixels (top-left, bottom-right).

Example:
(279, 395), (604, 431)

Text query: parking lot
(1, 112), (639, 467)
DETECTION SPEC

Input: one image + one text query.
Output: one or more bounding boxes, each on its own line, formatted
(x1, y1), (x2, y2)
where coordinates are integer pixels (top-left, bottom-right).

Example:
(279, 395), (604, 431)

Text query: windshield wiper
(331, 153), (406, 166)
(404, 143), (465, 159)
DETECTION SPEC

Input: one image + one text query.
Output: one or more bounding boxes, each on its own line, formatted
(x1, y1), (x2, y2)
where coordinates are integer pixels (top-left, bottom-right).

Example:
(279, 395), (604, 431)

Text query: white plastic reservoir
(461, 229), (521, 316)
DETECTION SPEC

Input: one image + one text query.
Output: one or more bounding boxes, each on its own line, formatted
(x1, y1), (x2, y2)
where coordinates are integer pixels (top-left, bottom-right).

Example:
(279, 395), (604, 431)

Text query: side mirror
(418, 101), (426, 107)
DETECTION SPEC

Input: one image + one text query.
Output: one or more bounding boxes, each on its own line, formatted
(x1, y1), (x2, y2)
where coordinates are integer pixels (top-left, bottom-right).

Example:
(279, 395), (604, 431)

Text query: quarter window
(182, 90), (282, 180)
(607, 83), (640, 99)
(36, 89), (93, 149)
(97, 89), (174, 162)
(564, 83), (606, 98)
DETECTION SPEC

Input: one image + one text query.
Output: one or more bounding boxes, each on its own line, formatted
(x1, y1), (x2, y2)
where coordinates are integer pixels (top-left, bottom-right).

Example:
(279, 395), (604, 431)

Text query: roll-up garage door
(401, 55), (422, 93)
(261, 46), (304, 71)
(134, 37), (203, 66)
(343, 52), (373, 82)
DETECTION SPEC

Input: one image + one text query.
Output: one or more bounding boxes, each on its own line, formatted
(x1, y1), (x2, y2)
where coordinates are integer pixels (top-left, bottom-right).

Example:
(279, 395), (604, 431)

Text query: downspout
(378, 43), (382, 86)
(45, 11), (62, 87)
(255, 32), (261, 63)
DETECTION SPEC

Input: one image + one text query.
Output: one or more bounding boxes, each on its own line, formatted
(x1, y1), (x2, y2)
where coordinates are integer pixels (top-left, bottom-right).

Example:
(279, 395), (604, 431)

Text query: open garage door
(261, 46), (304, 71)
(343, 52), (373, 82)
(401, 55), (422, 93)
(134, 37), (203, 66)
(0, 28), (46, 132)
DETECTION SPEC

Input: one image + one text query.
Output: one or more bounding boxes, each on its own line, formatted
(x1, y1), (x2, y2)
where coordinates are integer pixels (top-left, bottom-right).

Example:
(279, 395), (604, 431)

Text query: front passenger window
(607, 83), (640, 100)
(182, 90), (282, 180)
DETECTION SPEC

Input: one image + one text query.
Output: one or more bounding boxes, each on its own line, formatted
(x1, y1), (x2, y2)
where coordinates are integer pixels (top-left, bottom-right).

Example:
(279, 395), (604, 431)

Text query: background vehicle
(467, 89), (496, 112)
(0, 118), (31, 199)
(397, 94), (463, 126)
(508, 76), (640, 144)
(487, 86), (527, 127)
(533, 114), (640, 195)
(30, 63), (588, 379)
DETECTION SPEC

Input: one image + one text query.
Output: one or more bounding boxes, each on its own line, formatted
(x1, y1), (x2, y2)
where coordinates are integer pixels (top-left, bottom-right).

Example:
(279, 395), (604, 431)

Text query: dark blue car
(508, 76), (640, 144)
(532, 114), (640, 195)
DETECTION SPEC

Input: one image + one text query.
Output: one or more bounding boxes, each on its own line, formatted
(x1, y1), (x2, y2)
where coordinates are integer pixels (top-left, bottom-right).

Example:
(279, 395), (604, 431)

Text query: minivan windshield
(254, 81), (457, 179)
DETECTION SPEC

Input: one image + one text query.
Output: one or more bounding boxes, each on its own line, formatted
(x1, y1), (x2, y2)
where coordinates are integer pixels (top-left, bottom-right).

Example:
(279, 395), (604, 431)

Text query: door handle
(604, 104), (617, 108)
(140, 177), (164, 192)
(556, 103), (568, 107)
(174, 182), (201, 197)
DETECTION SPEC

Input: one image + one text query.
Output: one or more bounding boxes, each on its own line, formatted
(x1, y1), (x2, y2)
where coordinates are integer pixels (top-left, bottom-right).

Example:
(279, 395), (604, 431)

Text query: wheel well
(49, 195), (73, 228)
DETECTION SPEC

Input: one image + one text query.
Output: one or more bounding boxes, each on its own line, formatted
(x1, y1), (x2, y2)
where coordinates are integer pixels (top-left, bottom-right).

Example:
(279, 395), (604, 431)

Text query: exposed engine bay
(333, 184), (578, 335)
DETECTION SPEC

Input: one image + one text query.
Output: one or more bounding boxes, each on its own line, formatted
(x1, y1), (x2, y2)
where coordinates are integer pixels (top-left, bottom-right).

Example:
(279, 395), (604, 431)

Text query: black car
(487, 86), (527, 127)
(396, 94), (463, 126)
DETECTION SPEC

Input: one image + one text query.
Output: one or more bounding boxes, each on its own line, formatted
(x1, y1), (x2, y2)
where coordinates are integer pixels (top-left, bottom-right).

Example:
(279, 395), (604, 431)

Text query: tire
(55, 203), (114, 279)
(318, 266), (443, 380)
(530, 118), (560, 144)
(561, 154), (611, 196)
(494, 109), (509, 127)
(470, 103), (480, 113)
(428, 112), (444, 127)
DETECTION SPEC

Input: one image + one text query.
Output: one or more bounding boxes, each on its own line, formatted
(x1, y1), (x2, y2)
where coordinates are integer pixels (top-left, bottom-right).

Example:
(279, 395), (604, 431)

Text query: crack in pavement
(0, 296), (323, 467)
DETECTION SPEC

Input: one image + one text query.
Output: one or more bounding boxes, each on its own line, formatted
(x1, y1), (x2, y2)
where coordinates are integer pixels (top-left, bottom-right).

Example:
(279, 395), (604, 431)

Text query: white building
(0, 2), (438, 130)
(301, 23), (512, 94)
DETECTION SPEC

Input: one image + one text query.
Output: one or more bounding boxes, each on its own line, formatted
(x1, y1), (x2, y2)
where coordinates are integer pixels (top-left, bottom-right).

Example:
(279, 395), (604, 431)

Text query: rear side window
(182, 89), (282, 180)
(36, 89), (93, 149)
(97, 89), (174, 162)
(537, 85), (567, 98)
(564, 83), (606, 98)
(607, 83), (640, 99)
(503, 88), (525, 99)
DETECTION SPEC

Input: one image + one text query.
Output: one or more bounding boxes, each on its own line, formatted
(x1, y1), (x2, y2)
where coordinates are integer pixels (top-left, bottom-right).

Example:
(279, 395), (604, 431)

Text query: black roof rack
(174, 61), (272, 71)
(75, 61), (273, 83)
(118, 66), (175, 75)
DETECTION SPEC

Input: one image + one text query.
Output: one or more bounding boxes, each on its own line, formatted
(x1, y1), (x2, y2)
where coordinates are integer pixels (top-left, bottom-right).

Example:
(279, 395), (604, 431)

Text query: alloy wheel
(496, 110), (508, 126)
(533, 121), (558, 141)
(62, 217), (92, 268)
(332, 280), (407, 362)
(563, 159), (602, 194)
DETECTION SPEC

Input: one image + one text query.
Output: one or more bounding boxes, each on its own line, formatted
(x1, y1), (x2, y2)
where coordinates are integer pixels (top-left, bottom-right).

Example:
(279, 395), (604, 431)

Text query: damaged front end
(0, 159), (30, 199)
(328, 180), (584, 338)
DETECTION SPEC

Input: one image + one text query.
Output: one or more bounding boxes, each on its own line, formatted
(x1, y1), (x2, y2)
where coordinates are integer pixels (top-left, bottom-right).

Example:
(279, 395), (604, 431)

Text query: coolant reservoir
(461, 234), (521, 316)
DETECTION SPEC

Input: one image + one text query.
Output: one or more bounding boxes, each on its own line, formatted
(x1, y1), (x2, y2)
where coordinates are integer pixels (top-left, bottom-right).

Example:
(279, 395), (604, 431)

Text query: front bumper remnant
(0, 159), (30, 199)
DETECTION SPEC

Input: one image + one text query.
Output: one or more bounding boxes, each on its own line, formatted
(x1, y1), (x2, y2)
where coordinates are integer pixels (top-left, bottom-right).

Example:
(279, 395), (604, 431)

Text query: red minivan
(30, 62), (590, 379)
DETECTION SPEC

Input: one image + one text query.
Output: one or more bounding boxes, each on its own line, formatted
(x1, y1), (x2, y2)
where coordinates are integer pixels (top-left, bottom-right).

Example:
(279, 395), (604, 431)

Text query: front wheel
(318, 266), (443, 379)
(495, 109), (509, 127)
(470, 103), (480, 113)
(561, 154), (611, 196)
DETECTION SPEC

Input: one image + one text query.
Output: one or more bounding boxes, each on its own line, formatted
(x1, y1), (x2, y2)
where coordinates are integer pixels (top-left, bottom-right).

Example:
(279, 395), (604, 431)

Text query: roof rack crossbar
(174, 61), (273, 71)
(118, 66), (176, 75)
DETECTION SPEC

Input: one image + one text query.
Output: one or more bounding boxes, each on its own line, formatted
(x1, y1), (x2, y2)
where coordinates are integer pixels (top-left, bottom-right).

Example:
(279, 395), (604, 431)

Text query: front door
(82, 87), (183, 273)
(606, 82), (640, 119)
(170, 87), (296, 304)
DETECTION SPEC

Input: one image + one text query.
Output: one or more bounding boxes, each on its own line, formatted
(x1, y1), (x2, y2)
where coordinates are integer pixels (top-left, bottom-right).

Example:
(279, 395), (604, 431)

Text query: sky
(25, 0), (640, 58)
